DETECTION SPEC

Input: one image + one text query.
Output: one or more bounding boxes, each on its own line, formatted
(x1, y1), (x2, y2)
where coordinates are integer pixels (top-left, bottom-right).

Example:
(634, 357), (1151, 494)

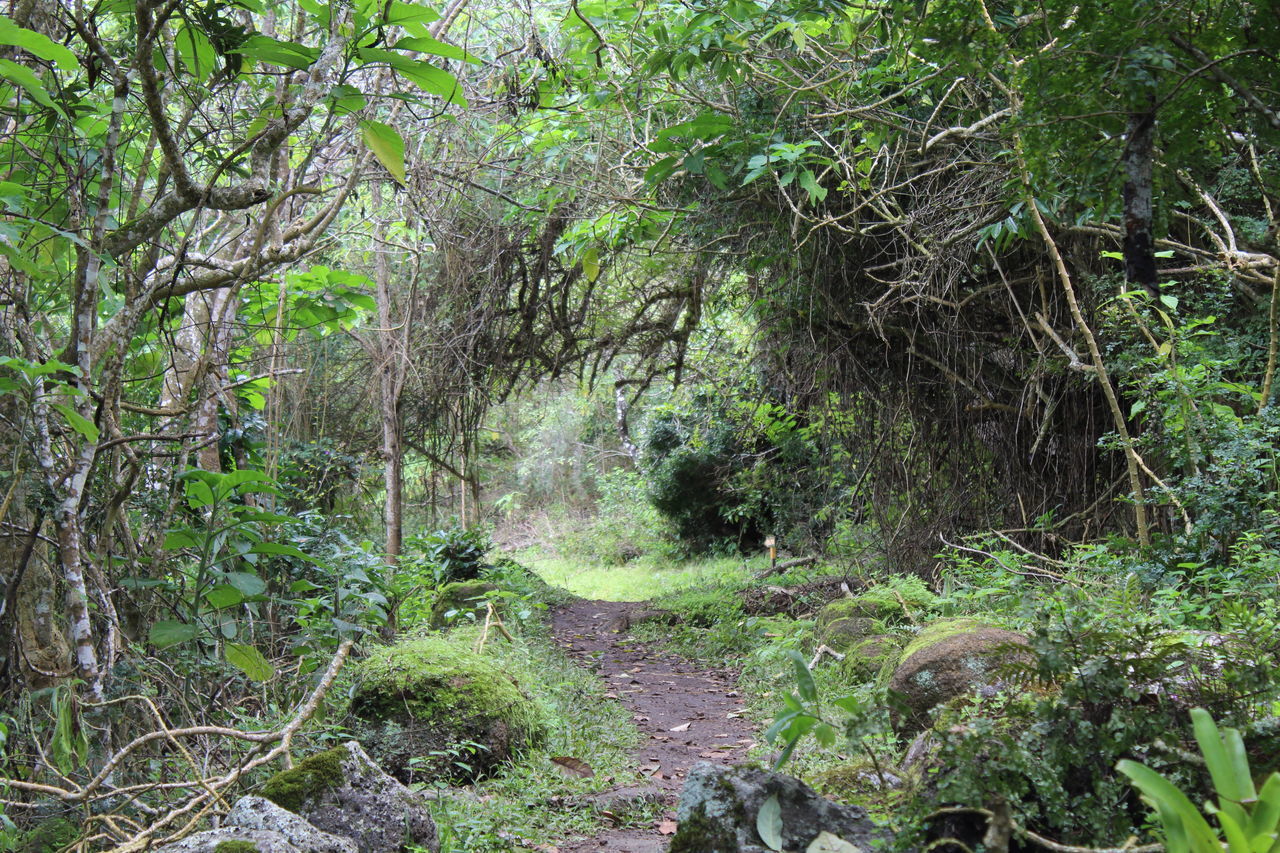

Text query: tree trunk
(1123, 109), (1158, 296)
(373, 193), (404, 566)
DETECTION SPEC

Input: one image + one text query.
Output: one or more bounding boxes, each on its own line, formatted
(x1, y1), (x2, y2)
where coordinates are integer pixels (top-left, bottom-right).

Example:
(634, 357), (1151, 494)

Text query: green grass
(521, 552), (764, 600)
(425, 623), (646, 851)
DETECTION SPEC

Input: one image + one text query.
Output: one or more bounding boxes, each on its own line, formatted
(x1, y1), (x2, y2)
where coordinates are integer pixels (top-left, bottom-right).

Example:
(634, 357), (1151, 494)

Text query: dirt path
(550, 599), (758, 852)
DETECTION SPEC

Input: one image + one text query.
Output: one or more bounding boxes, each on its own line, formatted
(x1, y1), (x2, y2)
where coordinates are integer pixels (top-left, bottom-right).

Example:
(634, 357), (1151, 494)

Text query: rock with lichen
(348, 637), (546, 783)
(428, 581), (498, 629)
(670, 762), (887, 853)
(224, 797), (356, 853)
(818, 616), (883, 652)
(151, 828), (301, 853)
(886, 618), (1032, 735)
(816, 580), (938, 629)
(839, 635), (903, 680)
(259, 741), (438, 853)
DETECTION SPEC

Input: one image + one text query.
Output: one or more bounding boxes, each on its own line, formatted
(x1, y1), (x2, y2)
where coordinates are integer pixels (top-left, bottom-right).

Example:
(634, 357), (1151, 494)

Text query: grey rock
(152, 827), (302, 853)
(671, 762), (888, 853)
(225, 797), (357, 853)
(260, 741), (438, 853)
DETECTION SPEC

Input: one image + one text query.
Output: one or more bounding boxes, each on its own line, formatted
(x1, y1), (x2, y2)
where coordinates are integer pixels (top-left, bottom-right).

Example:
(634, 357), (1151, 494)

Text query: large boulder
(224, 797), (356, 853)
(348, 637), (546, 782)
(670, 762), (886, 853)
(428, 581), (498, 629)
(887, 619), (1031, 734)
(149, 828), (304, 853)
(259, 741), (438, 853)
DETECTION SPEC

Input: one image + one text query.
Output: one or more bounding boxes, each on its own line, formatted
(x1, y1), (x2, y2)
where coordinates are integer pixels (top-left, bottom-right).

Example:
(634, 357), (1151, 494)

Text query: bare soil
(549, 599), (758, 852)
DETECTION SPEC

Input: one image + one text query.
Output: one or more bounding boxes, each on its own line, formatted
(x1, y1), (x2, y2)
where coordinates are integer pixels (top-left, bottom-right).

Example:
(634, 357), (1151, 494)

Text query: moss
(429, 581), (498, 629)
(350, 636), (547, 782)
(840, 635), (903, 681)
(214, 842), (260, 853)
(259, 745), (346, 813)
(811, 762), (906, 818)
(820, 616), (884, 651)
(668, 803), (739, 853)
(818, 580), (938, 627)
(896, 618), (985, 664)
(19, 817), (77, 853)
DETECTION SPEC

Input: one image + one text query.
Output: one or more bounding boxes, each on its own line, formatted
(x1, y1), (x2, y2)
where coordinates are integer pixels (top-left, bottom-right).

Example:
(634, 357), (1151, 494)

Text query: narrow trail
(550, 599), (758, 852)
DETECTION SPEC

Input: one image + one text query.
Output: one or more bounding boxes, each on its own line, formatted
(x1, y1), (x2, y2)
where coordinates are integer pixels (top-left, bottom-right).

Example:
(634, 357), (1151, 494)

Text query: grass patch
(425, 623), (645, 851)
(521, 551), (763, 601)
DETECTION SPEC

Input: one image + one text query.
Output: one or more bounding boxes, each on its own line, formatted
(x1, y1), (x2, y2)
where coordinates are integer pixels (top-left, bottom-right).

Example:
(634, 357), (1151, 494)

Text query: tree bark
(1123, 109), (1158, 296)
(373, 193), (404, 566)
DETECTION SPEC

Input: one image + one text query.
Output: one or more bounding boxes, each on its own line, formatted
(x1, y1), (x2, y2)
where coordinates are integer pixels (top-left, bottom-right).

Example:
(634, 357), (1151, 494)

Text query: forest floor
(549, 598), (758, 852)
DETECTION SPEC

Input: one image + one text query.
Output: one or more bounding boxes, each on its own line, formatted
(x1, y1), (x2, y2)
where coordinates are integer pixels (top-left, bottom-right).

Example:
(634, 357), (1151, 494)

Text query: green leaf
(51, 404), (99, 443)
(0, 58), (63, 114)
(226, 572), (268, 597)
(251, 542), (322, 564)
(234, 35), (321, 70)
(785, 649), (817, 703)
(1248, 773), (1280, 841)
(205, 584), (246, 609)
(150, 620), (200, 649)
(392, 35), (479, 63)
(163, 530), (200, 549)
(756, 793), (784, 851)
(0, 16), (78, 70)
(1118, 758), (1221, 853)
(1193, 708), (1246, 805)
(360, 120), (406, 185)
(383, 0), (441, 24)
(581, 248), (600, 282)
(225, 642), (274, 682)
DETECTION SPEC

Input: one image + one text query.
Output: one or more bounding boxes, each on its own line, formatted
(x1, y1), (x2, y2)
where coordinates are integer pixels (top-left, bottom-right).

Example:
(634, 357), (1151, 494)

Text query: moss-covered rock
(213, 842), (260, 853)
(816, 580), (938, 628)
(818, 616), (883, 652)
(428, 581), (498, 629)
(349, 637), (547, 783)
(839, 635), (902, 681)
(260, 747), (346, 813)
(886, 619), (1031, 735)
(260, 741), (438, 853)
(19, 817), (77, 853)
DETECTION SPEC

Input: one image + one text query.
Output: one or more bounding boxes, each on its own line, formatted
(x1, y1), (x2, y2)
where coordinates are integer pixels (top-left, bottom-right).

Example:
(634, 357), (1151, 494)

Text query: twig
(809, 644), (846, 669)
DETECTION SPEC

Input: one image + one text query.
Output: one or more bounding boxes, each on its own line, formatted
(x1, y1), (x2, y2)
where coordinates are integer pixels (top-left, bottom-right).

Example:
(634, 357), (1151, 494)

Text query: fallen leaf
(670, 722), (691, 732)
(550, 756), (595, 778)
(658, 820), (678, 836)
(757, 794), (784, 851)
(806, 831), (861, 853)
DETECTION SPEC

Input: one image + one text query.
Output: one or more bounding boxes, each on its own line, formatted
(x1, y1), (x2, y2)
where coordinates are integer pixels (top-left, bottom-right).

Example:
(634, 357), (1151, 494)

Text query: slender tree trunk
(615, 379), (640, 462)
(1123, 109), (1158, 296)
(373, 191), (404, 565)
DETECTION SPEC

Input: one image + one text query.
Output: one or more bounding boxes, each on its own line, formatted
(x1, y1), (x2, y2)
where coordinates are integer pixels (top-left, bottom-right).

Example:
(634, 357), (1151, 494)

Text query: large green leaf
(251, 542), (322, 564)
(225, 642), (274, 682)
(0, 58), (63, 114)
(51, 404), (99, 443)
(0, 16), (78, 70)
(359, 120), (407, 184)
(226, 572), (268, 597)
(392, 35), (479, 64)
(150, 620), (200, 649)
(235, 35), (321, 70)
